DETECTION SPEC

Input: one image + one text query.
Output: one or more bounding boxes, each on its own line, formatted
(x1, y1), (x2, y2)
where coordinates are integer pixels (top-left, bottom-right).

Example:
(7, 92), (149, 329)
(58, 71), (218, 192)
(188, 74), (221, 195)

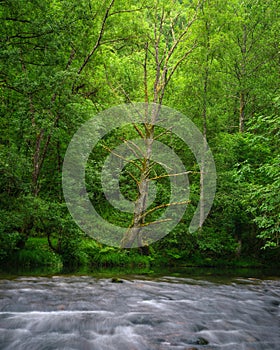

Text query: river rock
(111, 277), (124, 283)
(188, 337), (209, 345)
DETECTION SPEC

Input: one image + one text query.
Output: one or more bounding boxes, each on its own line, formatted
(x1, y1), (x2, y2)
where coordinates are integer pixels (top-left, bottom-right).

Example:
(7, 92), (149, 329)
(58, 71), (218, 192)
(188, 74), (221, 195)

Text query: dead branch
(102, 144), (143, 171)
(139, 200), (190, 220)
(126, 170), (140, 186)
(140, 218), (172, 227)
(123, 139), (146, 159)
(148, 171), (194, 181)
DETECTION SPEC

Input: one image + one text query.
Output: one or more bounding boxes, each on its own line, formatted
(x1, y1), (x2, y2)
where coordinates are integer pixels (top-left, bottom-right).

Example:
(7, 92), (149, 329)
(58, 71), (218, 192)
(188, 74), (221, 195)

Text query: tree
(108, 0), (205, 248)
(0, 0), (121, 251)
(224, 0), (279, 132)
(239, 102), (280, 249)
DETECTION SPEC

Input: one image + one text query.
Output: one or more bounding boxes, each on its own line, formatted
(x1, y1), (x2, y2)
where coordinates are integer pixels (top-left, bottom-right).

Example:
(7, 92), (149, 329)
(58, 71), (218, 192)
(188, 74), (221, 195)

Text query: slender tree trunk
(199, 134), (208, 229)
(239, 25), (247, 133)
(199, 18), (210, 228)
(239, 91), (246, 133)
(32, 130), (44, 196)
(121, 108), (158, 248)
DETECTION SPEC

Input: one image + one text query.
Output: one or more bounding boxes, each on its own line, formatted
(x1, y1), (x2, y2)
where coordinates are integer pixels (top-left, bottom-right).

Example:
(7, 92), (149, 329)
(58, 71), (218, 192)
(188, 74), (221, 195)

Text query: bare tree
(114, 1), (204, 248)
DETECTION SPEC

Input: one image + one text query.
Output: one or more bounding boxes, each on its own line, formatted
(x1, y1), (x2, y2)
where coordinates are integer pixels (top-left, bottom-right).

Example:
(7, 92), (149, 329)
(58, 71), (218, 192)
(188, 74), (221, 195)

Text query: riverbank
(1, 237), (279, 277)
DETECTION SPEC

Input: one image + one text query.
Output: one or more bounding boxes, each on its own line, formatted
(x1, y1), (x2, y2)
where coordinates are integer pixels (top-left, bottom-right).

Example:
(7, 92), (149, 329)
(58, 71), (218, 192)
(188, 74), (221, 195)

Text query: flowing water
(0, 272), (279, 350)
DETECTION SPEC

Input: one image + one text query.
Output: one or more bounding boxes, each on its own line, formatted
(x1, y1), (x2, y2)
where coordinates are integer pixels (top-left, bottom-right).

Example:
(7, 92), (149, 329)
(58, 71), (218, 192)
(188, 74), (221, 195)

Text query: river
(0, 269), (279, 349)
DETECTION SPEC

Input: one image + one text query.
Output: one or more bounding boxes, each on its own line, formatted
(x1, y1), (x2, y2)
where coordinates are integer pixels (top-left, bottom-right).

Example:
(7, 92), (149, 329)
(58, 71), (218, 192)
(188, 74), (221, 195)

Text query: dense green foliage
(0, 0), (279, 269)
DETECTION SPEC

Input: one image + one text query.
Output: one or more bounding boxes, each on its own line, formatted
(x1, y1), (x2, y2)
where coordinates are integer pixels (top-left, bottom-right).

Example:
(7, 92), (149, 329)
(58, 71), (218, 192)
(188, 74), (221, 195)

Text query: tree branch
(148, 171), (194, 181)
(108, 7), (149, 17)
(102, 144), (143, 171)
(77, 0), (115, 75)
(139, 200), (190, 220)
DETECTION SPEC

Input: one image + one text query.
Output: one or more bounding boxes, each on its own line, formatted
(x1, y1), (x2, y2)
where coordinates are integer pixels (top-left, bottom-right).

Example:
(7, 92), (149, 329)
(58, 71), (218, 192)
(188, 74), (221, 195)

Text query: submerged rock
(111, 277), (124, 283)
(188, 337), (209, 345)
(197, 337), (209, 345)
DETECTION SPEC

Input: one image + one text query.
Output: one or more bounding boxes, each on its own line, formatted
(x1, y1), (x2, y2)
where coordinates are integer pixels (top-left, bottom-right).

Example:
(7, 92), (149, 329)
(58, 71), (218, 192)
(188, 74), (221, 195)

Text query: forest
(0, 0), (279, 270)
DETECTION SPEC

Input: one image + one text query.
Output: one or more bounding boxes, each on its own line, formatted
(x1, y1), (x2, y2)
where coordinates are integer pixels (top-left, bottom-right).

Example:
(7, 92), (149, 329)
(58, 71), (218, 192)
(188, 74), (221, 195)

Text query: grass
(14, 237), (62, 267)
(4, 236), (279, 271)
